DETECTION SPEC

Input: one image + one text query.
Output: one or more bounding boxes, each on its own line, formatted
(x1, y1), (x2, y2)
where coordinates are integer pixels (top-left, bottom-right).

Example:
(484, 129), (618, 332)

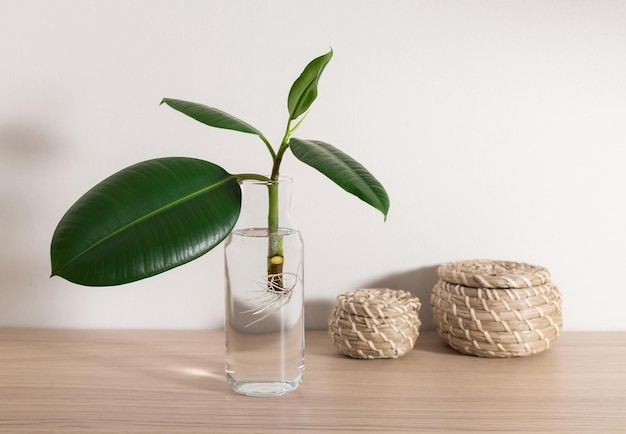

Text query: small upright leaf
(290, 138), (389, 219)
(161, 98), (265, 137)
(50, 157), (241, 286)
(287, 49), (333, 121)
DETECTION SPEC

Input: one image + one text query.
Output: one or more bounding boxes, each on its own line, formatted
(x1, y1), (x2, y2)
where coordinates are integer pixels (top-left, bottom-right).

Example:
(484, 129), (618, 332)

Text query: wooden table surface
(0, 329), (625, 433)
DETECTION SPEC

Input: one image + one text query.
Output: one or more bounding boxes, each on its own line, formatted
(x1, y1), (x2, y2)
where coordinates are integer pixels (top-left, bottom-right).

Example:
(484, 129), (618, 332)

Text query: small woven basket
(329, 288), (421, 359)
(431, 259), (562, 358)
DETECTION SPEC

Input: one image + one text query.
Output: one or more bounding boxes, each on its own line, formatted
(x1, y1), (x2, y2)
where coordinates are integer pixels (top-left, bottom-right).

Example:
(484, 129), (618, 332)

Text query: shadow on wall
(304, 299), (337, 330)
(0, 123), (61, 324)
(304, 265), (441, 331)
(0, 123), (54, 261)
(362, 265), (440, 331)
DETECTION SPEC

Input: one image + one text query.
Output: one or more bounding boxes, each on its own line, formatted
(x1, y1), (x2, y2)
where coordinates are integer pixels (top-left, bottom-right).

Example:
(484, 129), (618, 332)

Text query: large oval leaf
(287, 49), (333, 121)
(161, 98), (264, 137)
(50, 157), (241, 286)
(290, 138), (389, 219)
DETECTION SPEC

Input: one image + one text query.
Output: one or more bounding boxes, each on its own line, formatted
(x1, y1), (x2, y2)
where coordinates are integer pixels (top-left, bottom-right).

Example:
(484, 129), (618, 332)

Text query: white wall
(1, 0), (625, 330)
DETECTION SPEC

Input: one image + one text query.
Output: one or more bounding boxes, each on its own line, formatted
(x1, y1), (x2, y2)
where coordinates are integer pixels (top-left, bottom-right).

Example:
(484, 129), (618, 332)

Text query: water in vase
(224, 227), (304, 397)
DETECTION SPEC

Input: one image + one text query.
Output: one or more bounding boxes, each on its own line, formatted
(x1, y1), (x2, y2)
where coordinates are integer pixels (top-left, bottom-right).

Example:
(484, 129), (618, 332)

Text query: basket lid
(336, 288), (421, 318)
(437, 259), (551, 289)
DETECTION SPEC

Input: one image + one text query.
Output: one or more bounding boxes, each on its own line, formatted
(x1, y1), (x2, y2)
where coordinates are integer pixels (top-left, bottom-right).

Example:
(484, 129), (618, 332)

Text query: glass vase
(224, 177), (304, 397)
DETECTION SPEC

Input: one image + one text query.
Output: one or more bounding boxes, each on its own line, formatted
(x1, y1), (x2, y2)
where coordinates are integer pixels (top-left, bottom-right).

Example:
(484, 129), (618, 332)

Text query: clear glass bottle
(224, 177), (304, 396)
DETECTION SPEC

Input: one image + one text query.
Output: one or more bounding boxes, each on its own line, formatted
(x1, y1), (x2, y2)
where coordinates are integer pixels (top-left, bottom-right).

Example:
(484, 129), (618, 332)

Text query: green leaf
(290, 138), (389, 219)
(287, 49), (333, 121)
(161, 98), (264, 137)
(50, 157), (241, 286)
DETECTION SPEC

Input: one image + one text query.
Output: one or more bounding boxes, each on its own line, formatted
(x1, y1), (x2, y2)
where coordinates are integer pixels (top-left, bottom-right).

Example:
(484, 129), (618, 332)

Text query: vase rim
(240, 176), (293, 186)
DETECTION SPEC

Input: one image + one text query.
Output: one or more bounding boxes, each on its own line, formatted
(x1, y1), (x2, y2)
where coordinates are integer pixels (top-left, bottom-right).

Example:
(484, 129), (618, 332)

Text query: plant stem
(267, 181), (284, 290)
(265, 120), (297, 291)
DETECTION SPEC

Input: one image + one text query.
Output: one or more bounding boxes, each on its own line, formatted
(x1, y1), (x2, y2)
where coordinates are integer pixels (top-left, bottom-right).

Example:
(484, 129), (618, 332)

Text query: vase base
(227, 375), (302, 397)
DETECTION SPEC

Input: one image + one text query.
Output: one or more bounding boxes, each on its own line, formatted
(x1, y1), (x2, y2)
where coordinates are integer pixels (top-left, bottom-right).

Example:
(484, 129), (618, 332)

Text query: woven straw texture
(329, 288), (421, 359)
(432, 259), (562, 358)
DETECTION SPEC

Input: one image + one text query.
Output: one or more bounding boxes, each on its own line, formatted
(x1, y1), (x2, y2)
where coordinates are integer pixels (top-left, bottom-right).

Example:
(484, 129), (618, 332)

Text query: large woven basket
(329, 288), (421, 359)
(431, 259), (562, 357)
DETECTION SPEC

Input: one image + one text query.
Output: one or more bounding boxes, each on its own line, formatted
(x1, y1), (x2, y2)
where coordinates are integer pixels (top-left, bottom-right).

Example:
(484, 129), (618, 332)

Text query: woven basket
(329, 288), (421, 359)
(431, 259), (562, 358)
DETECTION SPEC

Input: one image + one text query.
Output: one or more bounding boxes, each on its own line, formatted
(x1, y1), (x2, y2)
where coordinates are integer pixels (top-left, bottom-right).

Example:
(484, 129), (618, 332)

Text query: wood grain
(0, 329), (624, 433)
